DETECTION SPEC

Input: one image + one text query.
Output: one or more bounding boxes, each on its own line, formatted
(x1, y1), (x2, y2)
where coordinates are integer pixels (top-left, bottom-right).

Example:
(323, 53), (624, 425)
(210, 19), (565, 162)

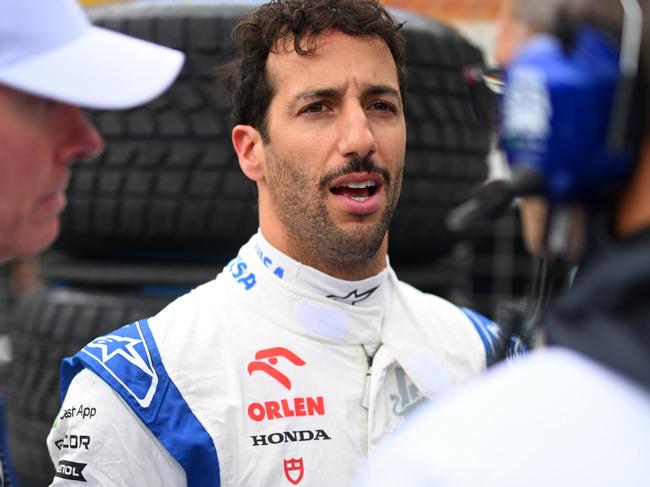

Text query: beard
(265, 148), (403, 271)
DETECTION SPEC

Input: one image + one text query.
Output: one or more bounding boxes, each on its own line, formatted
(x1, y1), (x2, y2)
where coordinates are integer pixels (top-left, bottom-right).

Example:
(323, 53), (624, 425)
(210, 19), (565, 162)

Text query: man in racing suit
(47, 1), (503, 485)
(0, 0), (183, 485)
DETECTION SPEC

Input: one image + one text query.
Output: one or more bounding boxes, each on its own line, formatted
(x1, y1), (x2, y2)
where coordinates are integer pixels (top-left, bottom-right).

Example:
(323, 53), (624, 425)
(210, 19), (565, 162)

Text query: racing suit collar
(249, 231), (389, 308)
(229, 233), (387, 346)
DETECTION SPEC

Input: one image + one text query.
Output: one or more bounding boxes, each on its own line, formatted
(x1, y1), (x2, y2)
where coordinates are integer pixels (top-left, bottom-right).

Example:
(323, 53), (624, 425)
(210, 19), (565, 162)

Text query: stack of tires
(5, 4), (491, 486)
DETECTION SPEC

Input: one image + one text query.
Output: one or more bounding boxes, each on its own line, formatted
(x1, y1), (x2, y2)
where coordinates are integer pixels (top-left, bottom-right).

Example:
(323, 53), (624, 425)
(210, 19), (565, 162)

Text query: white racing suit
(47, 233), (500, 486)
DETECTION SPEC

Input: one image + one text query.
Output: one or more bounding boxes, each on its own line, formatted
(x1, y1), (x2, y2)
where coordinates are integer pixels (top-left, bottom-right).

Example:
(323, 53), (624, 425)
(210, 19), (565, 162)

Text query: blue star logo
(86, 335), (153, 378)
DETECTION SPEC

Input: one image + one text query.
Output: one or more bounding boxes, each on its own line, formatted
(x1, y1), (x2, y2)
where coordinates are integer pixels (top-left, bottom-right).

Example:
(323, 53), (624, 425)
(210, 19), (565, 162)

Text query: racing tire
(5, 286), (176, 487)
(53, 3), (489, 263)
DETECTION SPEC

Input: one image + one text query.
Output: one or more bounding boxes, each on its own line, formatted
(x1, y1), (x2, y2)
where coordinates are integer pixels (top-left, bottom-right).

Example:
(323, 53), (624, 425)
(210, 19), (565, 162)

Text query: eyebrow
(292, 87), (340, 103)
(290, 84), (401, 105)
(365, 84), (400, 99)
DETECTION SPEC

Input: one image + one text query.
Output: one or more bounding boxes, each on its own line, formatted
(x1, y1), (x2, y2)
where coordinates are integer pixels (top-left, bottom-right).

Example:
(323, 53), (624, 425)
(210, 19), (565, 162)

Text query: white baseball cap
(0, 0), (185, 109)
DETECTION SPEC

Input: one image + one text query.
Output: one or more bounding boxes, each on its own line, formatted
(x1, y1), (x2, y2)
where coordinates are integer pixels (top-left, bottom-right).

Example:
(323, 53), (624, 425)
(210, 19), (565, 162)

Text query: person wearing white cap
(0, 0), (184, 262)
(0, 0), (184, 484)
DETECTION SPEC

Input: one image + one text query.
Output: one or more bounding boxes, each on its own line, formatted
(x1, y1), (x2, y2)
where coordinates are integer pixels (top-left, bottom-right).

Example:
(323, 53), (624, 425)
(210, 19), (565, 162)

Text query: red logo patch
(283, 457), (304, 485)
(248, 347), (306, 390)
(247, 396), (325, 422)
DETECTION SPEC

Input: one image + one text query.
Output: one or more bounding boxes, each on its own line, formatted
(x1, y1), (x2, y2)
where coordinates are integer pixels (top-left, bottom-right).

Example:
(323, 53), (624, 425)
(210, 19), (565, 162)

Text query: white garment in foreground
(358, 347), (650, 487)
(48, 233), (489, 486)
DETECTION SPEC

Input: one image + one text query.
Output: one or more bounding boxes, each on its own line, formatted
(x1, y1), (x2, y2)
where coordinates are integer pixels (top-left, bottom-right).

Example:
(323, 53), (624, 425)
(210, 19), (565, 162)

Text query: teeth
(341, 180), (376, 189)
(351, 196), (368, 202)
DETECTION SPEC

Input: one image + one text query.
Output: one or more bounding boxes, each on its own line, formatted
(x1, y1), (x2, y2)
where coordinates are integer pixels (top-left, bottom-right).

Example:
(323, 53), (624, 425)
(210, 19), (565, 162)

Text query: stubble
(265, 150), (403, 275)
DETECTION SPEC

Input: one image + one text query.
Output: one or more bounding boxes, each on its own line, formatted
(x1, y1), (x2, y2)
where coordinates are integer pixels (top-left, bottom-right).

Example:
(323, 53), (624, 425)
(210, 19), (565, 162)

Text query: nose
(337, 104), (377, 161)
(53, 104), (104, 166)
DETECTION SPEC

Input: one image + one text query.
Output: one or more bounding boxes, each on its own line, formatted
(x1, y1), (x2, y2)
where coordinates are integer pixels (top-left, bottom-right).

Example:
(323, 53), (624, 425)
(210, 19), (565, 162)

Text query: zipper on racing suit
(361, 344), (380, 409)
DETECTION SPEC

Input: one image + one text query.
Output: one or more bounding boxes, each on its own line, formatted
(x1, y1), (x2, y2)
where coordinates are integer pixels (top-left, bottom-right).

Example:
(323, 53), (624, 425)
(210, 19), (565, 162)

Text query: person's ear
(232, 124), (265, 182)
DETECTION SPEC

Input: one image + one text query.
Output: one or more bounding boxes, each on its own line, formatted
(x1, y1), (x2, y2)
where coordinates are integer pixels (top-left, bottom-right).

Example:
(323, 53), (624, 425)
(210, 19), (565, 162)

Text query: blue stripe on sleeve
(61, 319), (220, 487)
(460, 307), (502, 364)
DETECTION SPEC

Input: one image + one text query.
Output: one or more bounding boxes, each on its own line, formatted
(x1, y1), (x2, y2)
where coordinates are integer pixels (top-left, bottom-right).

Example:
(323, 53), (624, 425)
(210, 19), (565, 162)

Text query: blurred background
(0, 1), (550, 485)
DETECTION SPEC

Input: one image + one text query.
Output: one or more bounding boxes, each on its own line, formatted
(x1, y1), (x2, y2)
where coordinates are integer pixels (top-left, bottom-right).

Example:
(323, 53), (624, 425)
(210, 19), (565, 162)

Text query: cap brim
(0, 26), (184, 110)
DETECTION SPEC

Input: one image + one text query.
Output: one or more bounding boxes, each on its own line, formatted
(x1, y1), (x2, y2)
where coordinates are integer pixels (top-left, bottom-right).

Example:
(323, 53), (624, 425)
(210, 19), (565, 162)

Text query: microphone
(446, 166), (543, 232)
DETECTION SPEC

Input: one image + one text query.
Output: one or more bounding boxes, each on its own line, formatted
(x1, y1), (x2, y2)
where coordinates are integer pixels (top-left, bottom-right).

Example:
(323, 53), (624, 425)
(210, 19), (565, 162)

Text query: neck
(282, 233), (389, 281)
(259, 222), (389, 281)
(615, 136), (650, 238)
(294, 238), (389, 281)
(246, 232), (389, 307)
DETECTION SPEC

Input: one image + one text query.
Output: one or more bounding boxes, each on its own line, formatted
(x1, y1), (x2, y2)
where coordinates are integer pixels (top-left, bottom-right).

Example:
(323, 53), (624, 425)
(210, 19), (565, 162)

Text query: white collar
(246, 230), (389, 308)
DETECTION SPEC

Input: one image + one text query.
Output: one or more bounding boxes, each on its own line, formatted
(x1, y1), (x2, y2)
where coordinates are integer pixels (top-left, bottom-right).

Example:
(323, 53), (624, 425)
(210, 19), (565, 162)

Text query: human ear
(232, 124), (265, 182)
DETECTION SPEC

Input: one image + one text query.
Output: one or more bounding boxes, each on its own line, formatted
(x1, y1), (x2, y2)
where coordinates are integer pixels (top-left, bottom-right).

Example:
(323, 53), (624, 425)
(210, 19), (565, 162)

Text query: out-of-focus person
(0, 0), (184, 484)
(357, 0), (650, 485)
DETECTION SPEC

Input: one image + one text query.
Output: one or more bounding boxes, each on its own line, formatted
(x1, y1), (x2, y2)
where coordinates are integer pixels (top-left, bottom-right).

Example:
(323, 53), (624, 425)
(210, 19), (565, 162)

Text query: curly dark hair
(222, 0), (406, 142)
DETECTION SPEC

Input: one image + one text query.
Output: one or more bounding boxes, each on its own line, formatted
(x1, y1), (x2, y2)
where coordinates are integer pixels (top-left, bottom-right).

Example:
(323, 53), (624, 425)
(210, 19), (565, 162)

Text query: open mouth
(330, 179), (380, 202)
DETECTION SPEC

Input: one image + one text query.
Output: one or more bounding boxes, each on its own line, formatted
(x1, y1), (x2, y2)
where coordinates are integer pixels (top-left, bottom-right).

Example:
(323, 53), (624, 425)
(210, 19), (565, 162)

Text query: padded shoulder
(61, 320), (162, 420)
(60, 319), (221, 487)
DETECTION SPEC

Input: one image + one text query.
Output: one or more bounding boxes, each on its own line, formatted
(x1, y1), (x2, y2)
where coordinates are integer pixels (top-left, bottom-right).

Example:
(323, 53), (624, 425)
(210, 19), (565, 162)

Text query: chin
(17, 221), (60, 259)
(335, 213), (384, 227)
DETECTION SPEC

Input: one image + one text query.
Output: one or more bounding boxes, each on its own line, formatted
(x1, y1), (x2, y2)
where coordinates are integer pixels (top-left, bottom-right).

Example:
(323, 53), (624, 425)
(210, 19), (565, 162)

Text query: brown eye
(370, 101), (396, 113)
(301, 103), (326, 114)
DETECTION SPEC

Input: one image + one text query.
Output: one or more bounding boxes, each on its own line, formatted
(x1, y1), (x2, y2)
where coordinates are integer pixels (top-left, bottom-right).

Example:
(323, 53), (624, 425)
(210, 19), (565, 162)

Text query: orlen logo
(247, 347), (305, 390)
(247, 347), (326, 422)
(247, 396), (325, 422)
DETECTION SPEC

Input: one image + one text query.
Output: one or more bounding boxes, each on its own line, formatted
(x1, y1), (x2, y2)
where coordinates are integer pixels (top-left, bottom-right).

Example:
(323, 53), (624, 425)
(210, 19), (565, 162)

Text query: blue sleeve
(460, 307), (527, 365)
(60, 319), (221, 487)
